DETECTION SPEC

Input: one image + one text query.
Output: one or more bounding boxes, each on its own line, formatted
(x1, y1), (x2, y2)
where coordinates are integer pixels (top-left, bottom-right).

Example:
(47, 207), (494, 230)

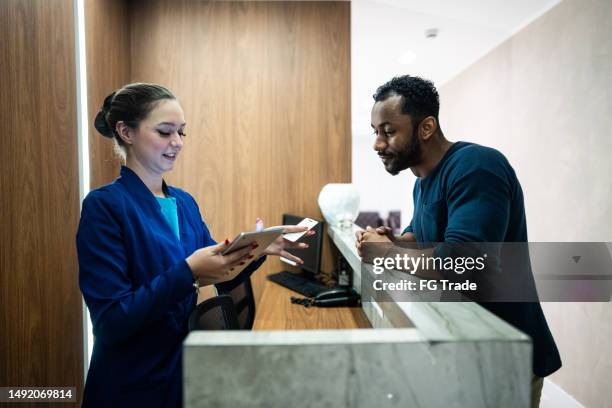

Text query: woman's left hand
(259, 219), (315, 264)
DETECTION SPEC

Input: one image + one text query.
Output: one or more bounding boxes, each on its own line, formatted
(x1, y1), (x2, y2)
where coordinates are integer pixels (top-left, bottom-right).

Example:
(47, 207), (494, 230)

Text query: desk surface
(253, 280), (371, 330)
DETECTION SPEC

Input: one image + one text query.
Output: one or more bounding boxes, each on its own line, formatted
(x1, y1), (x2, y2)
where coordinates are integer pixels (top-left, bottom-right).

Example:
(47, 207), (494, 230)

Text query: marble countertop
(186, 224), (529, 346)
(326, 224), (530, 343)
(184, 224), (532, 407)
(185, 328), (421, 347)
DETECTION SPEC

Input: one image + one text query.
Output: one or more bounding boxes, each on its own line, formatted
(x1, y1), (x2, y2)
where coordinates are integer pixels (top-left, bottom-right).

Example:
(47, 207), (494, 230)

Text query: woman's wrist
(185, 256), (198, 279)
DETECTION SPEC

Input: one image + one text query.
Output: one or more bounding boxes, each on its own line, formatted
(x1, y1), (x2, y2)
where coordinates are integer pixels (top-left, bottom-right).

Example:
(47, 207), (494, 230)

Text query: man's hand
(363, 226), (393, 243)
(355, 226), (393, 257)
(373, 226), (396, 242)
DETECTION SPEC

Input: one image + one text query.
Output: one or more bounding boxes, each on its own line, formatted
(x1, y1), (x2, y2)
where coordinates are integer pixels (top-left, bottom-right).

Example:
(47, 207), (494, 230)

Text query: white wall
(439, 0), (612, 406)
(351, 0), (417, 227)
(350, 0), (561, 228)
(351, 134), (414, 228)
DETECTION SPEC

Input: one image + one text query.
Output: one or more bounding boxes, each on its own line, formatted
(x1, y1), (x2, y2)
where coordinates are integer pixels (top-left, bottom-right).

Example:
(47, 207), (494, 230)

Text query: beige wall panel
(0, 0), (84, 402)
(129, 1), (351, 301)
(440, 0), (612, 406)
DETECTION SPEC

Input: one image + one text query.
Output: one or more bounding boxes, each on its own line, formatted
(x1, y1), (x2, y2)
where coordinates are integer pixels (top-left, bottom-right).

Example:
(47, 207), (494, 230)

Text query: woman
(77, 83), (309, 407)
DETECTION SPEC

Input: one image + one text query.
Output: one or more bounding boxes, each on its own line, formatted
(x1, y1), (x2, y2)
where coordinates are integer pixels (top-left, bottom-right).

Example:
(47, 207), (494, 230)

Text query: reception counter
(184, 225), (532, 407)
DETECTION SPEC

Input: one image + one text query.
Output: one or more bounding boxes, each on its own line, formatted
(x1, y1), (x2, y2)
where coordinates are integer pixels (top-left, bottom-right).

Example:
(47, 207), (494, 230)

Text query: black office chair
(188, 295), (240, 331)
(218, 278), (256, 330)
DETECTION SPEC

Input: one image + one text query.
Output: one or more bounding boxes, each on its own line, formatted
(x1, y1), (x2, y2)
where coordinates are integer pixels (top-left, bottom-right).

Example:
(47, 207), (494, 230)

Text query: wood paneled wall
(129, 0), (351, 301)
(0, 0), (84, 400)
(85, 0), (130, 188)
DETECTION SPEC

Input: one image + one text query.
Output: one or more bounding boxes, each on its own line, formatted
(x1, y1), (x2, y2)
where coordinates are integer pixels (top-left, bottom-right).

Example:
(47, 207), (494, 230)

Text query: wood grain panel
(128, 0), (351, 303)
(85, 0), (131, 188)
(0, 0), (84, 401)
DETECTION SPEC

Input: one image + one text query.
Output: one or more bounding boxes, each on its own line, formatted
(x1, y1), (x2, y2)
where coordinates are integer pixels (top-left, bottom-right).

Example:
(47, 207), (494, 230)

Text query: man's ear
(115, 121), (134, 145)
(419, 116), (438, 141)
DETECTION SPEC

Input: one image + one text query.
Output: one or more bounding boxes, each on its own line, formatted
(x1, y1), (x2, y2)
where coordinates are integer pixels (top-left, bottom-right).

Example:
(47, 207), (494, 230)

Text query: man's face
(371, 94), (422, 175)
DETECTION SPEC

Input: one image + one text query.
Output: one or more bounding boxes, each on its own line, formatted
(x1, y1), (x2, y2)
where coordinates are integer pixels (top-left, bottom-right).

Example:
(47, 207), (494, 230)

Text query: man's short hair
(373, 75), (440, 123)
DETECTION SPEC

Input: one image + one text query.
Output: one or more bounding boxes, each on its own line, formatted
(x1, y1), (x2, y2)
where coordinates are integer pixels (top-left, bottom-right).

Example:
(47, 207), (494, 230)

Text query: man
(356, 75), (561, 408)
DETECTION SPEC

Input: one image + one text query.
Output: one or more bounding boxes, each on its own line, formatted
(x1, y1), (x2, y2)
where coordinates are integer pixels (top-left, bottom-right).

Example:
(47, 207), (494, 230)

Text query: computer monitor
(280, 214), (324, 276)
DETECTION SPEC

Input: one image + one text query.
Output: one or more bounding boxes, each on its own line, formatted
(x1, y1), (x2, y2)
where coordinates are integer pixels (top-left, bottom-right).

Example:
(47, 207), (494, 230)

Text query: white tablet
(220, 227), (284, 274)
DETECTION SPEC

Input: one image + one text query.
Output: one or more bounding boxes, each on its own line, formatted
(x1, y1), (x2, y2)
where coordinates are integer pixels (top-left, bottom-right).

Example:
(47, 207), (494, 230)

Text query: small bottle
(337, 256), (352, 287)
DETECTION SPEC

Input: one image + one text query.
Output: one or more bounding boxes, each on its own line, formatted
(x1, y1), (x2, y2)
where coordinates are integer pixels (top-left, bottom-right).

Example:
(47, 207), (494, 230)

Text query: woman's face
(127, 99), (186, 176)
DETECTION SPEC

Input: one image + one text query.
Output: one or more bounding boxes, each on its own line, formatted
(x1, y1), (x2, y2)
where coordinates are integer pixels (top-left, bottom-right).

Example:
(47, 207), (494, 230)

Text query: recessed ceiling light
(398, 50), (417, 65)
(425, 28), (439, 39)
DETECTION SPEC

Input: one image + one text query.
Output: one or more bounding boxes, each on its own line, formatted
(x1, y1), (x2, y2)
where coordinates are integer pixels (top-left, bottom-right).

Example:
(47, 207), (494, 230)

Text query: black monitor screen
(281, 214), (324, 276)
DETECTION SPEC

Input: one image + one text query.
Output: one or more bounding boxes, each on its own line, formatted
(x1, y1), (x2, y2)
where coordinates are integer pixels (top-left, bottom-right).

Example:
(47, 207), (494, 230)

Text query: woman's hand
(258, 220), (315, 265)
(185, 239), (256, 286)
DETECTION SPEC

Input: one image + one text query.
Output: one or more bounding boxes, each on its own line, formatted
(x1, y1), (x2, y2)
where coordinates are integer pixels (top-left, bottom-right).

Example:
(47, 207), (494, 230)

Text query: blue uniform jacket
(77, 166), (265, 407)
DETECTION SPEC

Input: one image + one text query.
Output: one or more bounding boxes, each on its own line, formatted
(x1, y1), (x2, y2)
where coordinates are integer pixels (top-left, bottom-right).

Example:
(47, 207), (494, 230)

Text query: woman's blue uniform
(77, 166), (264, 407)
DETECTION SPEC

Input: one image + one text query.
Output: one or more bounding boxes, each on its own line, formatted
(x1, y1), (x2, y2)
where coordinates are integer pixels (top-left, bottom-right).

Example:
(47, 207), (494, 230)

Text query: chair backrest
(188, 294), (240, 331)
(218, 278), (255, 330)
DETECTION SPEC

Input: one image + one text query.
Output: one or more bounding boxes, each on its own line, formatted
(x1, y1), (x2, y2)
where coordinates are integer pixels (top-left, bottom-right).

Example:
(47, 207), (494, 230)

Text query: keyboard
(267, 271), (330, 297)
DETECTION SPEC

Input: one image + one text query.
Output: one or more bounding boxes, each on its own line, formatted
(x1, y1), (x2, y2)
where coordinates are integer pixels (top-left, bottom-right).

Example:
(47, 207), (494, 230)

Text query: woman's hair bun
(93, 91), (117, 138)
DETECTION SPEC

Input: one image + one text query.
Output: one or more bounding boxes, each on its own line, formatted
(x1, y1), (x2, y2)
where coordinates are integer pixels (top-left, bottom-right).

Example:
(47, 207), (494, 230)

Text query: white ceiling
(351, 0), (561, 132)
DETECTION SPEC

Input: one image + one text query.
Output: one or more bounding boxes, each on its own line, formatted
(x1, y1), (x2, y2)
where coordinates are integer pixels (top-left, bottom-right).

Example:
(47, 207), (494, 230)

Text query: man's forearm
(395, 232), (416, 243)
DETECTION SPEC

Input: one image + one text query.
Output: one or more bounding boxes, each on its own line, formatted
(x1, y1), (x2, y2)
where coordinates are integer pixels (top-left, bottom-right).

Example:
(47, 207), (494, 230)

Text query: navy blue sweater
(404, 141), (561, 377)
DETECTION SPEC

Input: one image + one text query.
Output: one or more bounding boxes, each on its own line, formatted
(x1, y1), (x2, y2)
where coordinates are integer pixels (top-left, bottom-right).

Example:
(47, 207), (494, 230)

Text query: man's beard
(385, 134), (421, 175)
